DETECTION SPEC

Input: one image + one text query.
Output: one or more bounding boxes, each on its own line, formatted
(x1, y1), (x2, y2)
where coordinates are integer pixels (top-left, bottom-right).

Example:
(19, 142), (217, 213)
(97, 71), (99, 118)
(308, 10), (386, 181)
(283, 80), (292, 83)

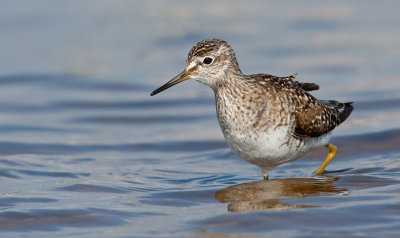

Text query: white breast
(223, 126), (331, 170)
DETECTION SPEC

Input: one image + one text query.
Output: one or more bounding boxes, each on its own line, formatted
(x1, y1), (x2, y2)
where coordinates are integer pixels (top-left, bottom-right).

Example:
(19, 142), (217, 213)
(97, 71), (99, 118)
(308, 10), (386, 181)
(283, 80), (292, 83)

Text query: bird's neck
(214, 78), (256, 130)
(211, 69), (244, 91)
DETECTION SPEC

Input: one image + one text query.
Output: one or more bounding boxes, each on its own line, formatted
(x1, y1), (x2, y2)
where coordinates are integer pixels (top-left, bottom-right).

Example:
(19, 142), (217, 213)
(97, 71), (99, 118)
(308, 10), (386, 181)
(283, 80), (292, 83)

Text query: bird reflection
(215, 177), (346, 212)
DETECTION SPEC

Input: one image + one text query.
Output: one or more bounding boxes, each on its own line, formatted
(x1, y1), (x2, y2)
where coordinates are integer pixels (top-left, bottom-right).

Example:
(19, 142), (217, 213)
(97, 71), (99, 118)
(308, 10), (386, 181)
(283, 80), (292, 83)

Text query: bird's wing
(293, 95), (353, 138)
(247, 73), (352, 138)
(297, 82), (319, 91)
(251, 73), (320, 91)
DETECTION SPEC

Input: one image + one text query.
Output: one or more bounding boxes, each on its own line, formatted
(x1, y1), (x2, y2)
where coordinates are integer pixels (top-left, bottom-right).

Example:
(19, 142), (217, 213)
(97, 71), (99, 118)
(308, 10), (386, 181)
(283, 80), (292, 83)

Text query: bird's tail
(321, 100), (354, 124)
(339, 102), (353, 123)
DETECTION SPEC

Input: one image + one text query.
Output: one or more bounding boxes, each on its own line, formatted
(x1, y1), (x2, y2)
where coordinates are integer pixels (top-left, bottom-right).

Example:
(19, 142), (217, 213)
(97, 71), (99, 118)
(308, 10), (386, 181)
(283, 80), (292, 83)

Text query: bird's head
(150, 39), (241, 96)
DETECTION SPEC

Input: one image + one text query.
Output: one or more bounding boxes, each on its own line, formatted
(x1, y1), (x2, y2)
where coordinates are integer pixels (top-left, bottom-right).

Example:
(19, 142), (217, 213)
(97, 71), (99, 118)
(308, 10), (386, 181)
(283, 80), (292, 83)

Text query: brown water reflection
(215, 177), (345, 212)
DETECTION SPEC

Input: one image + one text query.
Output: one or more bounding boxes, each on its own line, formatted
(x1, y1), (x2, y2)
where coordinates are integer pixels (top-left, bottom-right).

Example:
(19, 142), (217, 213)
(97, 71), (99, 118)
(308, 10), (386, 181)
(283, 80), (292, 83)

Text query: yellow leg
(315, 144), (337, 174)
(262, 168), (269, 180)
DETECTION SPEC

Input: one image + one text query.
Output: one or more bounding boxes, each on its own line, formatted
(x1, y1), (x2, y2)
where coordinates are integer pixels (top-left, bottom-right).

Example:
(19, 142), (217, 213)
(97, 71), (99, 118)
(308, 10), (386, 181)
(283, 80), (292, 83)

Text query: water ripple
(0, 74), (150, 92)
(70, 114), (214, 124)
(14, 169), (90, 178)
(0, 198), (57, 207)
(0, 140), (227, 155)
(0, 208), (148, 231)
(140, 189), (217, 207)
(58, 184), (132, 194)
(0, 98), (213, 113)
(0, 125), (81, 133)
(51, 98), (213, 110)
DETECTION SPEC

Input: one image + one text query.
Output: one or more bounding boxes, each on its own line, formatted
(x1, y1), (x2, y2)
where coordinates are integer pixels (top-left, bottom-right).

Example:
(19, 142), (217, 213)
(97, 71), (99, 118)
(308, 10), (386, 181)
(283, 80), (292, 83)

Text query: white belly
(223, 126), (331, 170)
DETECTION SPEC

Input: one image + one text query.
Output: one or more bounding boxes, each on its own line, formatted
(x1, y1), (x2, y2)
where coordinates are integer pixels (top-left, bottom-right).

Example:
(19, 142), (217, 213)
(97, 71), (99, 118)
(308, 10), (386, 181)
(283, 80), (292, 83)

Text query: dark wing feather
(294, 97), (353, 138)
(298, 82), (319, 91)
(255, 73), (320, 91)
(262, 74), (353, 138)
(246, 73), (352, 138)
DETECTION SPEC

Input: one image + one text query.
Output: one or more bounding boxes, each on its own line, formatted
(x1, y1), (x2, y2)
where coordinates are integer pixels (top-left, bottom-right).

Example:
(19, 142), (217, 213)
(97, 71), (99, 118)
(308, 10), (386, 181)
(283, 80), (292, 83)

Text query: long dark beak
(150, 70), (191, 96)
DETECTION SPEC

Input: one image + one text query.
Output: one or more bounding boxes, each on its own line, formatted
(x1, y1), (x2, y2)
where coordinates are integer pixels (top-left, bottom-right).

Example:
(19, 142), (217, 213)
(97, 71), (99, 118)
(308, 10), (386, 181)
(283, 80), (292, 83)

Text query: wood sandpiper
(150, 39), (353, 180)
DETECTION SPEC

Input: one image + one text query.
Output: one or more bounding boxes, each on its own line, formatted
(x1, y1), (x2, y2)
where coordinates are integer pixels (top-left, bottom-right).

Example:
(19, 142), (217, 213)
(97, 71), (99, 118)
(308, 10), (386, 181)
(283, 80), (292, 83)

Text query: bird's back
(244, 73), (353, 139)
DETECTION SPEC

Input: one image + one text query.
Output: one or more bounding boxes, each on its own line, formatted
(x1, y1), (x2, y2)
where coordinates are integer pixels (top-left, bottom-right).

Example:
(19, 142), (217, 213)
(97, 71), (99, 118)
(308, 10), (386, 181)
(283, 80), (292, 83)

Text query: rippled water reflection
(1, 1), (400, 237)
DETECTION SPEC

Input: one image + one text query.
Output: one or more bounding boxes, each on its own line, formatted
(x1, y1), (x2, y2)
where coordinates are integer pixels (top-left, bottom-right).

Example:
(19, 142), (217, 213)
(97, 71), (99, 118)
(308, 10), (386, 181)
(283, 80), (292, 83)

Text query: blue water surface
(0, 1), (400, 237)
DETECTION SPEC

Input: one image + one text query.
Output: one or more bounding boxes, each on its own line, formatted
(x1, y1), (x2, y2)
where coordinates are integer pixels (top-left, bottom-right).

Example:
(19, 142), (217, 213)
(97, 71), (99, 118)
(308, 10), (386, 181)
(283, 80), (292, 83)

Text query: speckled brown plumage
(151, 39), (354, 178)
(244, 73), (353, 138)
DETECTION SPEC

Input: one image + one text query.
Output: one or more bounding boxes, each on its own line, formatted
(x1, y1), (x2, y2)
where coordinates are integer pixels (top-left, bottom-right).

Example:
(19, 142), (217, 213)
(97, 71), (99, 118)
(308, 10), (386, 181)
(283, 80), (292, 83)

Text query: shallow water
(1, 1), (400, 237)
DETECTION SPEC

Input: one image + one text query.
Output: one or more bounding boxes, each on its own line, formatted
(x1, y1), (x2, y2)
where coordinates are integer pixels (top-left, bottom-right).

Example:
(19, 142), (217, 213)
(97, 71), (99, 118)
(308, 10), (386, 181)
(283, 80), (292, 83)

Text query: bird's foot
(262, 168), (269, 180)
(315, 144), (337, 174)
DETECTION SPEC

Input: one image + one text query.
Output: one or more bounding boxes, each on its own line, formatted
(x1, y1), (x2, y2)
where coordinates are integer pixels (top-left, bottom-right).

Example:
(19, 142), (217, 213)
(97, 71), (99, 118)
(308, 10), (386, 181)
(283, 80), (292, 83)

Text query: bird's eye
(203, 57), (213, 65)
